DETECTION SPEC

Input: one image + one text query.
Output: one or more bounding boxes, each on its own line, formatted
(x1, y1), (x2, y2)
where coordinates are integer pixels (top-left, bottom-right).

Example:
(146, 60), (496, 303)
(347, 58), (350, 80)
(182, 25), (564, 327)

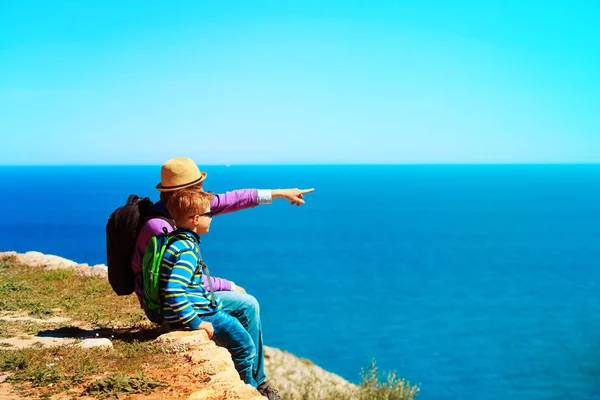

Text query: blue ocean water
(1, 165), (599, 400)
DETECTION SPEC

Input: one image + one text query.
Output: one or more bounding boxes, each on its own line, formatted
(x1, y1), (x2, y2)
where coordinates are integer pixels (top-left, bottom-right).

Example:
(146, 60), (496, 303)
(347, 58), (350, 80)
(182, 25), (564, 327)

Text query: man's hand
(272, 188), (315, 206)
(197, 321), (214, 339)
(233, 285), (247, 294)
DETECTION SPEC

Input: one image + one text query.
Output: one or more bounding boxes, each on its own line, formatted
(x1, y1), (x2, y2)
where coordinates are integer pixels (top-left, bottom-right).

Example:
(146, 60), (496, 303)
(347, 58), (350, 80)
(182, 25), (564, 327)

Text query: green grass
(0, 256), (15, 269)
(85, 372), (168, 399)
(0, 256), (176, 398)
(0, 340), (175, 386)
(0, 320), (63, 339)
(0, 257), (147, 326)
(0, 331), (178, 399)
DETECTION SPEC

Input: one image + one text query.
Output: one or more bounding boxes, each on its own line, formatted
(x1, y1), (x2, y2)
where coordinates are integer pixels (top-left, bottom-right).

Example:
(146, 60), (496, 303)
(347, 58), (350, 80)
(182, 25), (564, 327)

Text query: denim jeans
(217, 291), (266, 386)
(200, 310), (258, 387)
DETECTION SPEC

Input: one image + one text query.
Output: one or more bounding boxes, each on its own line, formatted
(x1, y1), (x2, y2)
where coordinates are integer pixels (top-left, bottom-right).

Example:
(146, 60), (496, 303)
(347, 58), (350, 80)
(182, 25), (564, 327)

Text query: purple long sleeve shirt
(132, 189), (264, 302)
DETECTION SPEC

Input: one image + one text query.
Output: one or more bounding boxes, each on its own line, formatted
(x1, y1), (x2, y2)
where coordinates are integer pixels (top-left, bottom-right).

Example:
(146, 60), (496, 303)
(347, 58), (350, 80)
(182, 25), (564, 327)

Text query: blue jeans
(218, 291), (266, 386)
(201, 310), (257, 387)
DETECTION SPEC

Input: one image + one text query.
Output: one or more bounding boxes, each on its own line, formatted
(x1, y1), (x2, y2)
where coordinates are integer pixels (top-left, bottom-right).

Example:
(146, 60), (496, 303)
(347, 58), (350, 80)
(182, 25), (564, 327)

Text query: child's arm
(197, 321), (214, 338)
(162, 245), (203, 330)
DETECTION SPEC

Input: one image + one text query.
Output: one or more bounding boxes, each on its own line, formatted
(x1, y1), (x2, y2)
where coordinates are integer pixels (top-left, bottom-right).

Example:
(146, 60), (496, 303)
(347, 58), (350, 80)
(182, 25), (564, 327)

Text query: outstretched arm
(211, 189), (260, 216)
(211, 188), (315, 215)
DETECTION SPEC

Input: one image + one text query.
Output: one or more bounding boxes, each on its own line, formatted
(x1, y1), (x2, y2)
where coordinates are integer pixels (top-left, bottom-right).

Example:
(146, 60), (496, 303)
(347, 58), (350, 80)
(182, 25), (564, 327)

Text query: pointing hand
(273, 188), (315, 206)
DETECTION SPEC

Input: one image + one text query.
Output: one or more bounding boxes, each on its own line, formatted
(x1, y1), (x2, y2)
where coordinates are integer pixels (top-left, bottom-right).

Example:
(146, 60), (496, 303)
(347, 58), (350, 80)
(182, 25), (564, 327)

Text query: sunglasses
(188, 210), (213, 219)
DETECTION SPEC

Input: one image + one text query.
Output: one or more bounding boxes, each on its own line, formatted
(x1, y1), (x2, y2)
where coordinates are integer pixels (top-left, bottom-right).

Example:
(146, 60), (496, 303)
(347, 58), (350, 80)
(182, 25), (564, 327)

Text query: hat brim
(156, 171), (207, 192)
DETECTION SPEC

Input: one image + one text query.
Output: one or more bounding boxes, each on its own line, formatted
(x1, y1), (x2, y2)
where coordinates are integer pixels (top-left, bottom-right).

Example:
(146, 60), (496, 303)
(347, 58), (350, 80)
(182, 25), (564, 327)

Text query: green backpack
(141, 233), (183, 318)
(142, 232), (218, 323)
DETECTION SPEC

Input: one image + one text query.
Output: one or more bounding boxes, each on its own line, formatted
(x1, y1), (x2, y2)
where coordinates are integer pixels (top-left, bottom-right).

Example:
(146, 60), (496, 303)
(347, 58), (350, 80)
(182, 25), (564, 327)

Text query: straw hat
(156, 158), (207, 192)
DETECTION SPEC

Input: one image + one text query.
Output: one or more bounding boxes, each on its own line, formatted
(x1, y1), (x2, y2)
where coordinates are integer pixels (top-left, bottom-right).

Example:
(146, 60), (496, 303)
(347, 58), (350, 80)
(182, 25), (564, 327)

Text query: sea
(0, 164), (599, 400)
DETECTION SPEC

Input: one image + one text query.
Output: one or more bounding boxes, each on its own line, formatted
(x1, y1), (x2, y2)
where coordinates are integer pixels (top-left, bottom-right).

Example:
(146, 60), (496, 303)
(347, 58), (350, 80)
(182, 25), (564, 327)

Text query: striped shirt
(158, 229), (222, 330)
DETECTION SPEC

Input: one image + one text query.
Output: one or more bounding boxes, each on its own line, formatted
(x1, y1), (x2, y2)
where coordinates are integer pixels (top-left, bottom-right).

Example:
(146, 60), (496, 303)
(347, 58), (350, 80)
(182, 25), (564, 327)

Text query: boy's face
(191, 204), (212, 234)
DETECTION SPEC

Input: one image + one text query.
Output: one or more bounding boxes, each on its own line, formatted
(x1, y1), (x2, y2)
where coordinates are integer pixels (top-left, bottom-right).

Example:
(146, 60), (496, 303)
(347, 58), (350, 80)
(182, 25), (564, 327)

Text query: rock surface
(0, 251), (109, 279)
(156, 330), (266, 400)
(79, 338), (113, 349)
(264, 346), (357, 399)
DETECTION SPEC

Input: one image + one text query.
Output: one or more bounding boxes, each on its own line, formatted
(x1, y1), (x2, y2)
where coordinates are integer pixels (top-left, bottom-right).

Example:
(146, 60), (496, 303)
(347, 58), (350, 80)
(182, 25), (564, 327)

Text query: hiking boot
(257, 382), (283, 400)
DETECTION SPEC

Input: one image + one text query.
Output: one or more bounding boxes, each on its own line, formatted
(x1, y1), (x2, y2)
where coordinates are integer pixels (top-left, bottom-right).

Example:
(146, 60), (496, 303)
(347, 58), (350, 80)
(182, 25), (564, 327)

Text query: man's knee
(243, 294), (260, 316)
(219, 292), (261, 323)
(235, 294), (260, 318)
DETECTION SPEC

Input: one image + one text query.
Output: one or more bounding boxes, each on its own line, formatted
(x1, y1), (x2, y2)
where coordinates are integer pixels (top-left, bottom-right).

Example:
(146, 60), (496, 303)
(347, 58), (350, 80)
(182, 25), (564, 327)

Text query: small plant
(61, 296), (78, 310)
(1, 352), (28, 371)
(357, 359), (420, 400)
(0, 255), (16, 269)
(27, 301), (53, 318)
(29, 365), (63, 387)
(85, 371), (167, 398)
(41, 268), (74, 282)
(0, 280), (28, 293)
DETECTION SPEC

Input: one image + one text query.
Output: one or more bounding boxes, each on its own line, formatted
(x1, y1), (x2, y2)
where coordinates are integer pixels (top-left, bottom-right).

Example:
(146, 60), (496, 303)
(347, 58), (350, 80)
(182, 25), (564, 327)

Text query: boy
(160, 189), (280, 398)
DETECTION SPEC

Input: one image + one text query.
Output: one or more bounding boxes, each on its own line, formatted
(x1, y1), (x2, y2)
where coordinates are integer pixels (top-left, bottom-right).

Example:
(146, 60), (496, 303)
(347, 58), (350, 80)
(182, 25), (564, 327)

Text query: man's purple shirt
(132, 189), (259, 299)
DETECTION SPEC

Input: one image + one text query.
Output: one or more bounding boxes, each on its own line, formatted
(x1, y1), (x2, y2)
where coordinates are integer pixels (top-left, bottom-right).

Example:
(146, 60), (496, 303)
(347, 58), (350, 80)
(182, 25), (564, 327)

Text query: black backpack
(105, 194), (173, 296)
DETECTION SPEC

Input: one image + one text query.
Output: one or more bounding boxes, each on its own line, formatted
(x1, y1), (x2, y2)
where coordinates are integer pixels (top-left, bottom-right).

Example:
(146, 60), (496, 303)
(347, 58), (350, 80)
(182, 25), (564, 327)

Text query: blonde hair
(167, 189), (214, 223)
(160, 182), (204, 204)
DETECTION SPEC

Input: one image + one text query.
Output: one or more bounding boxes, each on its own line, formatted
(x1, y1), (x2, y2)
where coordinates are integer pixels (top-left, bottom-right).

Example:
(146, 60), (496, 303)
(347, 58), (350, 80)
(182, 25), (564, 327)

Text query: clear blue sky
(1, 1), (598, 165)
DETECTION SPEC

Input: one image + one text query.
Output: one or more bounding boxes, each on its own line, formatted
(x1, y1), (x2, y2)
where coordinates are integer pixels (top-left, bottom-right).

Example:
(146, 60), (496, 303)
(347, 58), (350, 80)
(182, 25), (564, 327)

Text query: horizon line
(1, 162), (599, 167)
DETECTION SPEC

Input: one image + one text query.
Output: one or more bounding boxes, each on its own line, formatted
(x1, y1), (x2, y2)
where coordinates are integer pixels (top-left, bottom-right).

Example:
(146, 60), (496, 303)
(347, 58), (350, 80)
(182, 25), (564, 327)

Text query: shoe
(257, 382), (283, 400)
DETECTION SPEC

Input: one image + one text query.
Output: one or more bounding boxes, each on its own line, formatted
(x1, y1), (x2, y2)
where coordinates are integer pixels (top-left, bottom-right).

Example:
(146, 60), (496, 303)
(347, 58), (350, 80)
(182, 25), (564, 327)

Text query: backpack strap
(164, 232), (216, 308)
(164, 232), (189, 249)
(138, 214), (176, 237)
(198, 257), (216, 308)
